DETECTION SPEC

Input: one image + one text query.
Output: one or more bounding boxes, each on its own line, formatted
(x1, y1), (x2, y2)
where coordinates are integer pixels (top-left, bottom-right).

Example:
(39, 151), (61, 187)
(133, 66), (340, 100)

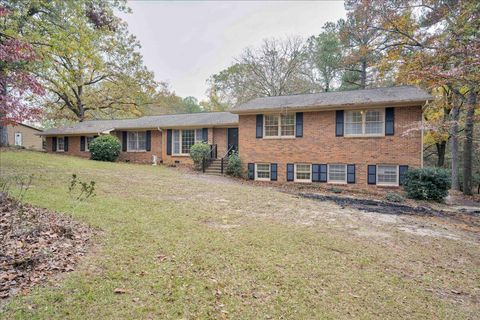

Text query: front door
(227, 128), (238, 155)
(14, 132), (22, 146)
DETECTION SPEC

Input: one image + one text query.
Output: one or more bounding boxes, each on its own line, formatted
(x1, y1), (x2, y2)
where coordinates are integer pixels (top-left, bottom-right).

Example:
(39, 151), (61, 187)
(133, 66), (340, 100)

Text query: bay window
(345, 109), (384, 136)
(264, 113), (295, 137)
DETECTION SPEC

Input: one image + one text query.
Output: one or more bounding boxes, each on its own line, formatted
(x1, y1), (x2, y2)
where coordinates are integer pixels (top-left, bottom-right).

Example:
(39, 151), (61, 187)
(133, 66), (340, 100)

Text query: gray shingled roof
(231, 86), (432, 114)
(39, 112), (238, 136)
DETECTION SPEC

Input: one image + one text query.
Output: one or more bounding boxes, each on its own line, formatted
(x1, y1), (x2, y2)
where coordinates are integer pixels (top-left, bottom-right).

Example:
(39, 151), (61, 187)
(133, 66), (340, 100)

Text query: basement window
(327, 164), (347, 184)
(377, 165), (399, 186)
(295, 164), (311, 182)
(255, 163), (270, 181)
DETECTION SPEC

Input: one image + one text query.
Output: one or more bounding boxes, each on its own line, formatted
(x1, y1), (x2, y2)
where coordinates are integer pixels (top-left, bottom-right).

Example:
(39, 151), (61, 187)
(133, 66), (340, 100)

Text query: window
(57, 137), (65, 151)
(264, 113), (295, 137)
(345, 109), (384, 136)
(377, 165), (398, 186)
(85, 136), (94, 151)
(173, 129), (203, 155)
(295, 164), (311, 182)
(328, 164), (347, 183)
(255, 163), (270, 181)
(127, 131), (146, 151)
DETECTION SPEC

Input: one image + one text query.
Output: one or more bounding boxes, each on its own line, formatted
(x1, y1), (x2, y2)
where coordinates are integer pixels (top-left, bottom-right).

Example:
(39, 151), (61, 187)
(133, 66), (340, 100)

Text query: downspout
(421, 102), (427, 168)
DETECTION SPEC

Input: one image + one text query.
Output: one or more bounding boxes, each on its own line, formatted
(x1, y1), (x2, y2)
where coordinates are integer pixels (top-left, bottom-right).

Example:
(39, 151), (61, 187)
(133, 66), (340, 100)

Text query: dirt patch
(299, 193), (444, 216)
(0, 196), (95, 304)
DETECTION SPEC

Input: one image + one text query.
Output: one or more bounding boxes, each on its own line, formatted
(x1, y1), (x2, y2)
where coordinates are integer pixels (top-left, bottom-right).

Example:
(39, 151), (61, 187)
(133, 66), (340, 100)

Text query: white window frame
(172, 129), (203, 156)
(56, 136), (65, 152)
(327, 164), (347, 184)
(255, 163), (271, 181)
(376, 164), (399, 186)
(294, 163), (312, 183)
(85, 136), (94, 152)
(344, 109), (385, 137)
(127, 131), (147, 152)
(263, 113), (296, 138)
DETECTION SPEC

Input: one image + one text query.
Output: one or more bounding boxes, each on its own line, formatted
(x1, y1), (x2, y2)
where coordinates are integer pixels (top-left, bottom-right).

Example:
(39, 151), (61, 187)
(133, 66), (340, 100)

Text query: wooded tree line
(0, 0), (205, 128)
(206, 0), (479, 195)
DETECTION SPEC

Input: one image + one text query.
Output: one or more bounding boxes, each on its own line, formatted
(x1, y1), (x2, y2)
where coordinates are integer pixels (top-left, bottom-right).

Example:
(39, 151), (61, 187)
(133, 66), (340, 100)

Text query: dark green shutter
(122, 131), (127, 152)
(64, 137), (69, 152)
(319, 164), (327, 182)
(52, 137), (57, 152)
(368, 165), (377, 185)
(248, 163), (255, 180)
(295, 112), (303, 137)
(80, 136), (85, 151)
(312, 164), (320, 182)
(270, 163), (277, 181)
(399, 165), (408, 185)
(256, 114), (263, 138)
(336, 110), (344, 137)
(202, 128), (208, 142)
(166, 129), (172, 155)
(146, 131), (151, 151)
(385, 107), (394, 135)
(347, 164), (355, 184)
(286, 163), (294, 181)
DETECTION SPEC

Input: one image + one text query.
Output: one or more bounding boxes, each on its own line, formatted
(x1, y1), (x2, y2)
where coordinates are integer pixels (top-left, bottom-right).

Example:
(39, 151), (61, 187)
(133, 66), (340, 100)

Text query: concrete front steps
(204, 158), (228, 176)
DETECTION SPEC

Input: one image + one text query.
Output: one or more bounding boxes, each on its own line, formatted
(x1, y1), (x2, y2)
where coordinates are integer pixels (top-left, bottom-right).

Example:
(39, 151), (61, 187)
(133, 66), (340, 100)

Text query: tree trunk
(360, 59), (367, 89)
(435, 141), (446, 167)
(462, 90), (477, 195)
(450, 105), (460, 191)
(0, 125), (7, 147)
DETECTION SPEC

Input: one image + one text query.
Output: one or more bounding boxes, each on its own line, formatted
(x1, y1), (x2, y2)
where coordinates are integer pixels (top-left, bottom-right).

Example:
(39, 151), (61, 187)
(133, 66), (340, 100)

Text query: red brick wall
(46, 130), (163, 164)
(45, 136), (90, 158)
(114, 130), (162, 164)
(238, 106), (423, 188)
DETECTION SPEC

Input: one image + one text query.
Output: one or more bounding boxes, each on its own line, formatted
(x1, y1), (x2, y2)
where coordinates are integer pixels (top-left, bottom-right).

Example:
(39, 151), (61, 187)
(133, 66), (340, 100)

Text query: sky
(118, 1), (346, 100)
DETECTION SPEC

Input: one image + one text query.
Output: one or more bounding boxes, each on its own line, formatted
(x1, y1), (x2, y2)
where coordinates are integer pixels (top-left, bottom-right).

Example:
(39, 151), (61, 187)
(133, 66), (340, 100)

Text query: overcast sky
(118, 1), (346, 100)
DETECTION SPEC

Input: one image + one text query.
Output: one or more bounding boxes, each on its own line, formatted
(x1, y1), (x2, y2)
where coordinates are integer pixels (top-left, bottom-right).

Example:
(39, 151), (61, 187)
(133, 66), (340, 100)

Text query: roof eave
(230, 98), (432, 115)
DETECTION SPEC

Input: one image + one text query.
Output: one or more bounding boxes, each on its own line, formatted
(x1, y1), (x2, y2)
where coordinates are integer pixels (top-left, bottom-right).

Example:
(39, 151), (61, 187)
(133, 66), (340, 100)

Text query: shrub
(328, 187), (343, 194)
(385, 192), (404, 203)
(226, 152), (243, 177)
(190, 142), (211, 170)
(403, 167), (451, 202)
(89, 135), (121, 162)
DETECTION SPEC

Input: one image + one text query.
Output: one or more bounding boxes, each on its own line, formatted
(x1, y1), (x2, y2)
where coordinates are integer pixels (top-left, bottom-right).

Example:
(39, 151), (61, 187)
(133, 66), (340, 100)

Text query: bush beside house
(226, 152), (243, 177)
(190, 143), (211, 170)
(89, 135), (121, 162)
(403, 167), (451, 202)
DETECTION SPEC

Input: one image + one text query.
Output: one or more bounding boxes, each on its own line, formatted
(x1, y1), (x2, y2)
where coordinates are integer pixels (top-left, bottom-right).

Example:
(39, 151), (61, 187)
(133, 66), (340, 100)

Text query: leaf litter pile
(0, 196), (94, 301)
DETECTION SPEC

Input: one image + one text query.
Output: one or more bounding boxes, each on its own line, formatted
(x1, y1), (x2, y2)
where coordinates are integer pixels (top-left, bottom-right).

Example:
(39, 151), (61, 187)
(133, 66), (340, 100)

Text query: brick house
(230, 86), (431, 188)
(40, 112), (239, 165)
(40, 86), (431, 189)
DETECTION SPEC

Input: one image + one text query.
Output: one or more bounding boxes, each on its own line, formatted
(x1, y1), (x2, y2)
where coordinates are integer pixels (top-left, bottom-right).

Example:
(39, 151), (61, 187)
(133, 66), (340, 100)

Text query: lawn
(1, 150), (479, 319)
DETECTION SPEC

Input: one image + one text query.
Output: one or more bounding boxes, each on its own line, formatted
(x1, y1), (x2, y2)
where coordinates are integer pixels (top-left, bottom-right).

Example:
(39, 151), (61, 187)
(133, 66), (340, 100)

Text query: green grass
(1, 150), (479, 319)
